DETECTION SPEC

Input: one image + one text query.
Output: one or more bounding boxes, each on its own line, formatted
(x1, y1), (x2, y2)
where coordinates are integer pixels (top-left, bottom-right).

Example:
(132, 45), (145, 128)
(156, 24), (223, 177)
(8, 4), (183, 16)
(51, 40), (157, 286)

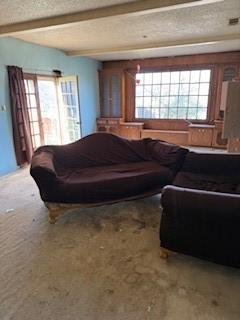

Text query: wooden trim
(103, 51), (240, 69)
(127, 65), (216, 126)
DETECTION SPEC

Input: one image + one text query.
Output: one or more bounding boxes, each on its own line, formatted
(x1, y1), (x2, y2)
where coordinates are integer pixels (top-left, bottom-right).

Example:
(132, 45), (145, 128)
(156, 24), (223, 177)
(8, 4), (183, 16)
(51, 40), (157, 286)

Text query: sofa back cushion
(52, 133), (151, 170)
(148, 140), (188, 172)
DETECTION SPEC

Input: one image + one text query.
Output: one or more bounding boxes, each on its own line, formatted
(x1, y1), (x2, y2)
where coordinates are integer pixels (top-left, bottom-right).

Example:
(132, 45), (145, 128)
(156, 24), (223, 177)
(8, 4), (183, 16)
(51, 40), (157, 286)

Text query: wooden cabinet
(96, 117), (122, 135)
(188, 124), (214, 147)
(99, 69), (124, 118)
(212, 120), (228, 149)
(119, 122), (144, 140)
(228, 138), (240, 153)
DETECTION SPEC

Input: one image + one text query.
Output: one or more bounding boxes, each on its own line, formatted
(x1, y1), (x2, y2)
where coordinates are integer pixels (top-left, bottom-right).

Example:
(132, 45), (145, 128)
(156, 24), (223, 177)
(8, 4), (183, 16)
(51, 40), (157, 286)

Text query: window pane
(152, 85), (161, 96)
(162, 72), (170, 83)
(135, 108), (143, 118)
(152, 73), (161, 84)
(179, 84), (189, 95)
(136, 97), (143, 108)
(189, 83), (199, 95)
(169, 108), (178, 119)
(31, 108), (38, 121)
(178, 96), (189, 108)
(190, 70), (200, 83)
(171, 71), (180, 83)
(200, 70), (211, 82)
(197, 108), (208, 120)
(24, 80), (29, 93)
(152, 97), (160, 108)
(160, 108), (169, 119)
(160, 97), (169, 108)
(198, 96), (208, 108)
(144, 73), (152, 85)
(161, 84), (170, 96)
(169, 96), (178, 108)
(144, 85), (152, 96)
(170, 84), (179, 95)
(199, 83), (210, 95)
(152, 108), (159, 118)
(189, 96), (198, 108)
(136, 85), (144, 96)
(28, 80), (35, 94)
(178, 108), (188, 119)
(143, 108), (151, 118)
(32, 122), (40, 135)
(30, 94), (37, 108)
(34, 135), (41, 148)
(187, 108), (197, 119)
(144, 97), (151, 108)
(180, 71), (190, 83)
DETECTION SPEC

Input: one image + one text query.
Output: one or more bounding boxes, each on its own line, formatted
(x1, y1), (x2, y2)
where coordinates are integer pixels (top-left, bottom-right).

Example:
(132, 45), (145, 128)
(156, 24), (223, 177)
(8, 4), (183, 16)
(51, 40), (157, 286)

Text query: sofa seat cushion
(174, 172), (240, 194)
(52, 161), (174, 203)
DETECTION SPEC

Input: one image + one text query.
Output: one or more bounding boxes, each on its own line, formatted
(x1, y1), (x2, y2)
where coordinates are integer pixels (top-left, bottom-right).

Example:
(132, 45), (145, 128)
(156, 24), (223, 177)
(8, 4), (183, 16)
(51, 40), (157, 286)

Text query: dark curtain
(7, 66), (33, 165)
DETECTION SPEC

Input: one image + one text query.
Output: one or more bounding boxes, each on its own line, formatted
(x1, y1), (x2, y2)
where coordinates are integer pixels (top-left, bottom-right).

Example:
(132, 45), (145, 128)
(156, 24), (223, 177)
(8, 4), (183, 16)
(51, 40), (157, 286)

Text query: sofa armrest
(182, 152), (240, 175)
(30, 149), (56, 181)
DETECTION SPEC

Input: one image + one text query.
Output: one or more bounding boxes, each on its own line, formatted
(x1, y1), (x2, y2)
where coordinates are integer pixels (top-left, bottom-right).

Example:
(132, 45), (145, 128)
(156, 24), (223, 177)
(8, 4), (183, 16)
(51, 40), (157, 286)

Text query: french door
(24, 74), (81, 149)
(24, 74), (44, 149)
(58, 76), (81, 144)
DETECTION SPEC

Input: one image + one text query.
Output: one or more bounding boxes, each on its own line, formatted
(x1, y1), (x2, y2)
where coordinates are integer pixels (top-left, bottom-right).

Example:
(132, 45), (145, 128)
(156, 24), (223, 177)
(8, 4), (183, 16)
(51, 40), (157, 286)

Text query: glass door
(37, 76), (62, 145)
(24, 74), (44, 149)
(58, 76), (81, 144)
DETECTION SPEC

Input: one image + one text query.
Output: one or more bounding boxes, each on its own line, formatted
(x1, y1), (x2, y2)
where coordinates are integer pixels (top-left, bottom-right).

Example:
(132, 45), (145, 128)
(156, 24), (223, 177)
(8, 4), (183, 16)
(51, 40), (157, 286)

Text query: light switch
(0, 105), (6, 112)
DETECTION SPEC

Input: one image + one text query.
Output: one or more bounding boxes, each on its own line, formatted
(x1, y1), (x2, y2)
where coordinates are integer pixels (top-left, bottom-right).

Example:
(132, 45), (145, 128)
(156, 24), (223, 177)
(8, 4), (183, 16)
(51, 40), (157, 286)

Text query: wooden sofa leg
(160, 247), (170, 259)
(45, 202), (63, 224)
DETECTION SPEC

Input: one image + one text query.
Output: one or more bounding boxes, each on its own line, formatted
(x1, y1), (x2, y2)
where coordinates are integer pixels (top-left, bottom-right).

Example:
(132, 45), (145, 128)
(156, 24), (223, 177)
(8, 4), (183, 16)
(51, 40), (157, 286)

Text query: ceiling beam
(0, 0), (224, 36)
(66, 34), (240, 57)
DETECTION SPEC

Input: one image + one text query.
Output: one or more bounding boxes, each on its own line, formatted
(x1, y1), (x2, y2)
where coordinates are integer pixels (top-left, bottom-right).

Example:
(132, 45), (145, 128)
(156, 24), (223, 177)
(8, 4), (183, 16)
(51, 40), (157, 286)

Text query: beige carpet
(1, 168), (240, 320)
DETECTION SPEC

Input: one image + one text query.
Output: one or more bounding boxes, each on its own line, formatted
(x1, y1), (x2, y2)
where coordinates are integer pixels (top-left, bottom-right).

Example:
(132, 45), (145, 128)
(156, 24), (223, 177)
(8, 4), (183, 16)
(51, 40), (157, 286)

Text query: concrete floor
(1, 168), (240, 320)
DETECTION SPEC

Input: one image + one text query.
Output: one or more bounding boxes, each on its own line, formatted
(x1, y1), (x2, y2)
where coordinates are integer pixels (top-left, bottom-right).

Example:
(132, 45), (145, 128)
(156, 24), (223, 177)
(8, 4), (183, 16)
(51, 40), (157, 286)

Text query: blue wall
(0, 37), (101, 176)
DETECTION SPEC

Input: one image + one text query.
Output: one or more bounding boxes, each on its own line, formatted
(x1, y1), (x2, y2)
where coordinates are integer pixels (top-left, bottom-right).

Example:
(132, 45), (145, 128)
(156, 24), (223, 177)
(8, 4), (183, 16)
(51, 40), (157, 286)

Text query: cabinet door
(189, 128), (213, 147)
(99, 70), (123, 118)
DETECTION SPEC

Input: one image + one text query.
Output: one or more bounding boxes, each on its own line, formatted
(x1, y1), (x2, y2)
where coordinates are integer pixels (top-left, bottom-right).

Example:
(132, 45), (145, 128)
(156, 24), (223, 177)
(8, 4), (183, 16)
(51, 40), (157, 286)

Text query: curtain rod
(5, 65), (62, 76)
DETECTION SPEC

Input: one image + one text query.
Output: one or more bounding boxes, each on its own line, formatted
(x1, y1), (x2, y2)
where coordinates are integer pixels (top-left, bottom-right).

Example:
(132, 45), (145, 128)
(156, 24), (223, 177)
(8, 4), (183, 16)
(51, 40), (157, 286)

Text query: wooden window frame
(129, 64), (216, 127)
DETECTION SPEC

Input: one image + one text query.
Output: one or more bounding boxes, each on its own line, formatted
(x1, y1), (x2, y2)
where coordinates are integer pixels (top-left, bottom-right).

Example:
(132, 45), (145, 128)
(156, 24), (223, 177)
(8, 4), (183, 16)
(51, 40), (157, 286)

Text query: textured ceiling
(1, 0), (240, 60)
(0, 0), (135, 25)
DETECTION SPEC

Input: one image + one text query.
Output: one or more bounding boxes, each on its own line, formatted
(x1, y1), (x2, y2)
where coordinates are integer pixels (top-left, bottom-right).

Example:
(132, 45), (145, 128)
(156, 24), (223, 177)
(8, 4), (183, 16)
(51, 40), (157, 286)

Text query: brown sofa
(31, 133), (188, 222)
(160, 152), (240, 268)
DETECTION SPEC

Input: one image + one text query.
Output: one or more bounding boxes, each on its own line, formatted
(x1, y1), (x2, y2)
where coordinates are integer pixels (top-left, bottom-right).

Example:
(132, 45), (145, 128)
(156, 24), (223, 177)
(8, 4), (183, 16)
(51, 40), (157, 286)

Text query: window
(135, 69), (211, 121)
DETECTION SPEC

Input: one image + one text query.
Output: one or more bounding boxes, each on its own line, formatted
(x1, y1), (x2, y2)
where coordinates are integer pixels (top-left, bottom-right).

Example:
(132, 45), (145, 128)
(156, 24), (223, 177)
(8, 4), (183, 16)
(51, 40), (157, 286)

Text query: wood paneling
(103, 51), (240, 69)
(228, 138), (240, 153)
(119, 122), (144, 140)
(99, 51), (240, 148)
(141, 129), (188, 146)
